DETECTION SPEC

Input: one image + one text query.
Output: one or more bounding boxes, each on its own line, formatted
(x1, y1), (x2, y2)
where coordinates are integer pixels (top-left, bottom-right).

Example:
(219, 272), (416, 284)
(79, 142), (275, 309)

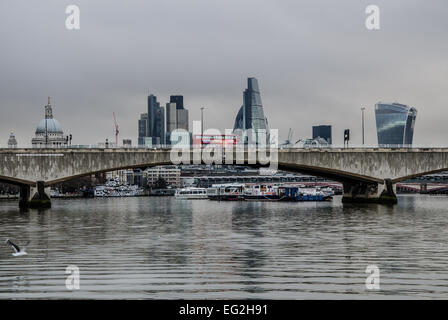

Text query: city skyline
(0, 83), (428, 148)
(138, 93), (189, 146)
(1, 1), (448, 147)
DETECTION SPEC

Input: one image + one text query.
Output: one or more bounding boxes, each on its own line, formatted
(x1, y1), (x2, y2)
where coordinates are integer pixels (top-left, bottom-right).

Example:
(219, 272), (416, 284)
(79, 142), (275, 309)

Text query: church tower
(7, 130), (18, 148)
(31, 97), (68, 148)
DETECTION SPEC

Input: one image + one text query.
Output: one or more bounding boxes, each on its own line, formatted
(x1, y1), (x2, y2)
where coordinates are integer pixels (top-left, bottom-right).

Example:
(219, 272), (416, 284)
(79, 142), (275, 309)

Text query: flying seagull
(5, 239), (29, 256)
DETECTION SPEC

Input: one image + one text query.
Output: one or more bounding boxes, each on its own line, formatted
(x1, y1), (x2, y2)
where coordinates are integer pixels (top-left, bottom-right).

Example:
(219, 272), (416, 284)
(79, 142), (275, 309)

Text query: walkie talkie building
(375, 102), (417, 148)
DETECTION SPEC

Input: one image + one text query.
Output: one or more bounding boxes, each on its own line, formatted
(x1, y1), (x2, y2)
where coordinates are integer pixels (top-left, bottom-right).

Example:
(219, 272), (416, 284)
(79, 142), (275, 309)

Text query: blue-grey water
(0, 195), (447, 299)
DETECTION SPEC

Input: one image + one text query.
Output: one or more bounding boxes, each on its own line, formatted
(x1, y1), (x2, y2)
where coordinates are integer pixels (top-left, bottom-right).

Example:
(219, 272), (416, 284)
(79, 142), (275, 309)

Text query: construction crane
(281, 128), (294, 147)
(113, 112), (119, 146)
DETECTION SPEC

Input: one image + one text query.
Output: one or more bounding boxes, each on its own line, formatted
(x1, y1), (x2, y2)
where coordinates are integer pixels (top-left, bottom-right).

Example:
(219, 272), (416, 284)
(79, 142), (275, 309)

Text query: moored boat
(94, 178), (144, 197)
(205, 183), (333, 202)
(207, 184), (244, 201)
(242, 183), (281, 201)
(175, 187), (208, 199)
(280, 185), (333, 201)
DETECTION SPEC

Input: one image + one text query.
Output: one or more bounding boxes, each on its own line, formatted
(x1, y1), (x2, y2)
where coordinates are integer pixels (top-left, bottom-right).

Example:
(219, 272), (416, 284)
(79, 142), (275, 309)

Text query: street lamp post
(361, 107), (366, 146)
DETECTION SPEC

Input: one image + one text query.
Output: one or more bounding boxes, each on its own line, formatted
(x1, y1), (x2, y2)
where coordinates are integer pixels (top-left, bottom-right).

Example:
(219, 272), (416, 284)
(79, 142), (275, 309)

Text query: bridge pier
(19, 185), (31, 209)
(341, 179), (397, 204)
(19, 181), (51, 209)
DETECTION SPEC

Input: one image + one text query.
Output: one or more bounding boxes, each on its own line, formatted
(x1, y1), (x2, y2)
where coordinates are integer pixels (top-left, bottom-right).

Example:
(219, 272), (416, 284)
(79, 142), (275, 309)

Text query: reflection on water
(0, 195), (448, 299)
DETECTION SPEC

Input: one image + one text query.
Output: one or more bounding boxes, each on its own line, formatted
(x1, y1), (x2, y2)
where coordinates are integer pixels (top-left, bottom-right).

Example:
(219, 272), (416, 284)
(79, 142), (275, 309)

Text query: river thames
(0, 195), (447, 299)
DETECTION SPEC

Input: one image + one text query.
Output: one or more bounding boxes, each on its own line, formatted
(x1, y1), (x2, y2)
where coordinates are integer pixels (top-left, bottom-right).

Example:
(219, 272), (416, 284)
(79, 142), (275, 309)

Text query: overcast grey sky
(0, 0), (447, 147)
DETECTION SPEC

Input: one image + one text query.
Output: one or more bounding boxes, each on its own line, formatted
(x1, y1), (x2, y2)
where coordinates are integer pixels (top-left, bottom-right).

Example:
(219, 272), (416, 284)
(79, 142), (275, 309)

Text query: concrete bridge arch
(2, 147), (448, 207)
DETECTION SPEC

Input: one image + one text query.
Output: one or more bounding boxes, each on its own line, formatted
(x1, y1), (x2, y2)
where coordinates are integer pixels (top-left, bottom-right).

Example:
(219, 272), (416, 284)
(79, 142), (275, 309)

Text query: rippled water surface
(1, 195), (448, 299)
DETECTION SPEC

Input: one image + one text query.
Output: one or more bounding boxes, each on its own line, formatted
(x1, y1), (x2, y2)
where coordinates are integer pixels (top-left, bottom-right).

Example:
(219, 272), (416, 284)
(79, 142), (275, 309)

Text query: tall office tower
(170, 95), (184, 109)
(168, 95), (189, 131)
(375, 102), (417, 147)
(176, 108), (189, 131)
(166, 102), (177, 133)
(147, 94), (158, 137)
(233, 77), (269, 144)
(138, 113), (148, 146)
(147, 94), (165, 145)
(155, 106), (165, 145)
(312, 125), (332, 144)
(165, 98), (189, 145)
(138, 94), (166, 146)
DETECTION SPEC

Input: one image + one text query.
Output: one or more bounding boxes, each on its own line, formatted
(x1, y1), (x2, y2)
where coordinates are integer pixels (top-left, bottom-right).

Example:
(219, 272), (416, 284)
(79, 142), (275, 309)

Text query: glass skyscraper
(138, 94), (165, 146)
(233, 77), (269, 144)
(138, 113), (148, 146)
(165, 95), (189, 145)
(375, 102), (417, 147)
(170, 95), (184, 110)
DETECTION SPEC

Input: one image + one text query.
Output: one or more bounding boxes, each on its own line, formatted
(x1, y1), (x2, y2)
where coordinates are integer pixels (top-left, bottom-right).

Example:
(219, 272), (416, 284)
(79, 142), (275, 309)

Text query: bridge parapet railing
(2, 144), (448, 152)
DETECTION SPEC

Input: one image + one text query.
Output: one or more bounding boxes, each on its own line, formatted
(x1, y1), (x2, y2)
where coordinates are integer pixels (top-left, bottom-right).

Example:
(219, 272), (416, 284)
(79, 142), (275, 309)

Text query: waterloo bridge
(1, 147), (448, 208)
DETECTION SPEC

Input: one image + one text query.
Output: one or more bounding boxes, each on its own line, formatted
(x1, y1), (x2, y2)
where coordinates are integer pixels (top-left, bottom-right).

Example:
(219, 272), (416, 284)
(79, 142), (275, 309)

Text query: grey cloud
(0, 0), (447, 147)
